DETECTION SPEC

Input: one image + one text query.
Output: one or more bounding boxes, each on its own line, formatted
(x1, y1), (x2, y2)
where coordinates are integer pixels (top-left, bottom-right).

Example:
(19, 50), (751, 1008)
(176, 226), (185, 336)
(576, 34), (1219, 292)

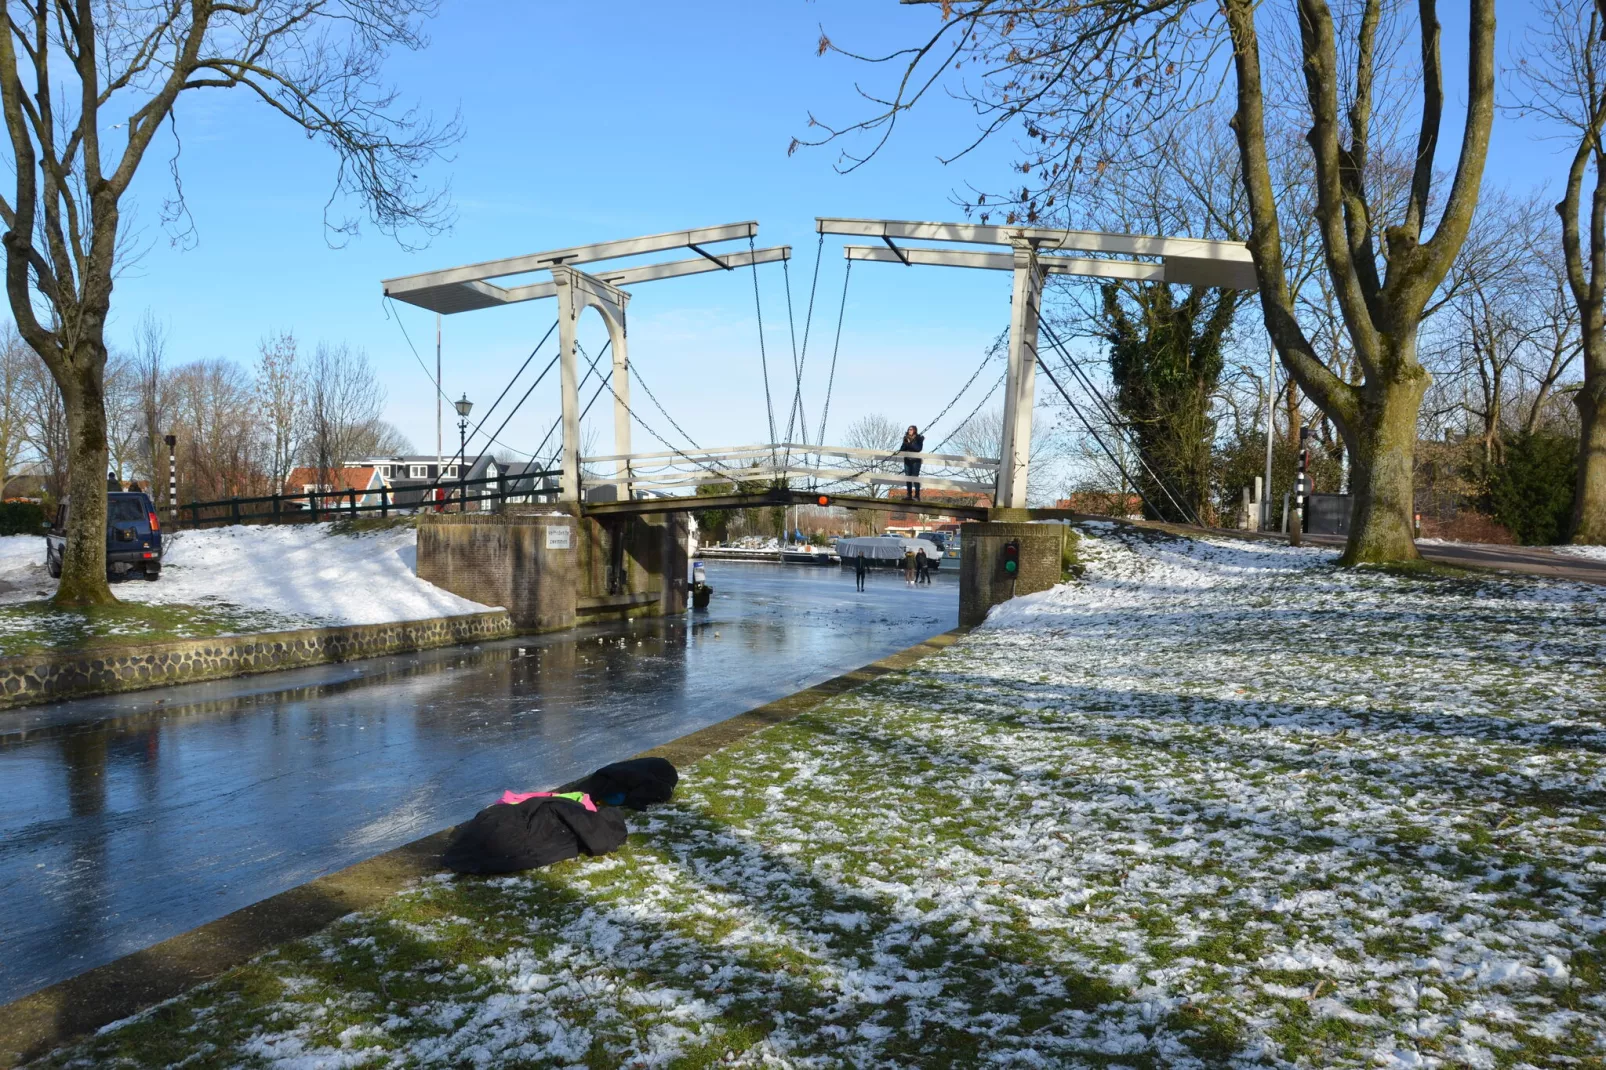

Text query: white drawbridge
(381, 217), (1253, 511)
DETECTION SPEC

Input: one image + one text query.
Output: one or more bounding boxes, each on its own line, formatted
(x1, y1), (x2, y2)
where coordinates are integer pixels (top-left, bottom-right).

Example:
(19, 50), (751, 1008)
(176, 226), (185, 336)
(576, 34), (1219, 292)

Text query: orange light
(817, 495), (829, 506)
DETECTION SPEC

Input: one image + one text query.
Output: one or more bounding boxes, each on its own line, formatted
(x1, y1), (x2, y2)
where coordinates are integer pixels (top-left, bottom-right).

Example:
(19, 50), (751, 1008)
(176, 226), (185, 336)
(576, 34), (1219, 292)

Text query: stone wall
(958, 521), (1070, 628)
(418, 508), (689, 630)
(417, 510), (580, 632)
(0, 610), (511, 711)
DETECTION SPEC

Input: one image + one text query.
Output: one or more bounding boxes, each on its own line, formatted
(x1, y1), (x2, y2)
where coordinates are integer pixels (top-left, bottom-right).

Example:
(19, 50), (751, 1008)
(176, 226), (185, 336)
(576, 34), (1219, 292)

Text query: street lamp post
(454, 394), (473, 512)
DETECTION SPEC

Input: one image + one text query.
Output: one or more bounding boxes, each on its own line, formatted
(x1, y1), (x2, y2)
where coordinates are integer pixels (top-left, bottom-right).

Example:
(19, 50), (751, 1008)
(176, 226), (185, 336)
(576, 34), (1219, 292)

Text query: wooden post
(273, 493), (281, 524)
(309, 494), (319, 524)
(348, 489), (357, 517)
(230, 497), (240, 525)
(381, 485), (389, 519)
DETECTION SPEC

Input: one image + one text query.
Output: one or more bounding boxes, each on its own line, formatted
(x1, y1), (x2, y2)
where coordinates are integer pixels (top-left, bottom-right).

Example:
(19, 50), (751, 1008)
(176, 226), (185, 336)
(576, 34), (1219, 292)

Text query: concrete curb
(0, 610), (514, 712)
(0, 625), (968, 1068)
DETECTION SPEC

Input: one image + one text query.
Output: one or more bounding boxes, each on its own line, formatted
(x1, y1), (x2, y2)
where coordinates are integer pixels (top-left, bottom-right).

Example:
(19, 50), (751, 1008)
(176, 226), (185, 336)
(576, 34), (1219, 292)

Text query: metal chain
(385, 295), (548, 459)
(782, 232), (825, 458)
(782, 257), (807, 450)
(631, 363), (703, 451)
(931, 369), (1007, 453)
(748, 234), (778, 461)
(814, 255), (852, 451)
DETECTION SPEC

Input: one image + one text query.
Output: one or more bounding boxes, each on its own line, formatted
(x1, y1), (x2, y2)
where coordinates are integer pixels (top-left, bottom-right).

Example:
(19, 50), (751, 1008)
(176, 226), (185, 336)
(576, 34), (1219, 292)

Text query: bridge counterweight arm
(386, 246), (792, 314)
(383, 221), (760, 294)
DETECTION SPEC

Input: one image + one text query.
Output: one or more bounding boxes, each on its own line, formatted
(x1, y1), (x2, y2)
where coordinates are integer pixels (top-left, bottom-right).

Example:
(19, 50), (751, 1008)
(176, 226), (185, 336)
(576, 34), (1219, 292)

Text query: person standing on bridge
(903, 547), (916, 585)
(900, 426), (925, 501)
(854, 551), (868, 592)
(915, 547), (930, 585)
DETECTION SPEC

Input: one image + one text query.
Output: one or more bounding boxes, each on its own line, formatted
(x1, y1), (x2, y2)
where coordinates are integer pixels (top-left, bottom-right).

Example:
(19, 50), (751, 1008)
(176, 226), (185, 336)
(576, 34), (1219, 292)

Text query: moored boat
(833, 534), (946, 569)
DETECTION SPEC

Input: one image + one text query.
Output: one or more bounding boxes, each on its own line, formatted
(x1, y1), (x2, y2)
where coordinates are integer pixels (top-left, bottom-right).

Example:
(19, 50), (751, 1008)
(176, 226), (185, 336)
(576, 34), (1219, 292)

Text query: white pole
(553, 270), (583, 502)
(1262, 338), (1276, 530)
(435, 313), (443, 482)
(997, 245), (1044, 510)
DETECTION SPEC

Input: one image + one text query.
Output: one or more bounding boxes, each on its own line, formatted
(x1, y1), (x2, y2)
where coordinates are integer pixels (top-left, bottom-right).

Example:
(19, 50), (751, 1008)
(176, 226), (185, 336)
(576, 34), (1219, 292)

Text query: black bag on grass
(572, 757), (679, 810)
(443, 796), (627, 875)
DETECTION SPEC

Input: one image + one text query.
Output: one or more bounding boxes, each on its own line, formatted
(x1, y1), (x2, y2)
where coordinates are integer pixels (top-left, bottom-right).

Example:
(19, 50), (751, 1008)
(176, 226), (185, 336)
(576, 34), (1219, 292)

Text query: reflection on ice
(0, 562), (955, 1003)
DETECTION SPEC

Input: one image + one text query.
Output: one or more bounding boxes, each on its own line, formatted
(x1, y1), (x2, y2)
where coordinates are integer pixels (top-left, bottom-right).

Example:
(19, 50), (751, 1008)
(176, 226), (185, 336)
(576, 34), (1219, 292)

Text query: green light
(1004, 560), (1017, 573)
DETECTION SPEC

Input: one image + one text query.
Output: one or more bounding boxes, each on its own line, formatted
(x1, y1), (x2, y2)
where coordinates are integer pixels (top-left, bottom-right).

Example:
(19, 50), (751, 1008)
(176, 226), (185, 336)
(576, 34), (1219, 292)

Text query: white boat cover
(834, 535), (944, 562)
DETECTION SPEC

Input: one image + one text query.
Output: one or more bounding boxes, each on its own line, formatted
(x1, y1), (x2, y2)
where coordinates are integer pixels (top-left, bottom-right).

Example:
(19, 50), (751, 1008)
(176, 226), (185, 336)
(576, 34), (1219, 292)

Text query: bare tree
(18, 350), (66, 500)
(0, 323), (33, 496)
(842, 412), (904, 497)
(131, 312), (173, 506)
(804, 0), (1497, 563)
(256, 330), (303, 493)
(104, 352), (142, 482)
(1422, 191), (1550, 463)
(304, 342), (386, 482)
(1513, 0), (1606, 542)
(358, 420), (414, 457)
(170, 358), (261, 501)
(0, 2), (458, 604)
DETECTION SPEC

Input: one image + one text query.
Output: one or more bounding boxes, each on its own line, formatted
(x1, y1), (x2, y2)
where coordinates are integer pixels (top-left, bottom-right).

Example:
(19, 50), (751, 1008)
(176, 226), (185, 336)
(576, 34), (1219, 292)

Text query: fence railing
(579, 442), (1001, 498)
(174, 470), (562, 529)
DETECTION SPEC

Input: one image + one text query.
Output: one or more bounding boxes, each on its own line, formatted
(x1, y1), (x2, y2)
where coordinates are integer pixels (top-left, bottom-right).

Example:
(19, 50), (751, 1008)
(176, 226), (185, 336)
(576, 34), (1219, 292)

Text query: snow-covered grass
(1553, 544), (1606, 562)
(35, 528), (1606, 1068)
(0, 523), (495, 654)
(130, 522), (495, 625)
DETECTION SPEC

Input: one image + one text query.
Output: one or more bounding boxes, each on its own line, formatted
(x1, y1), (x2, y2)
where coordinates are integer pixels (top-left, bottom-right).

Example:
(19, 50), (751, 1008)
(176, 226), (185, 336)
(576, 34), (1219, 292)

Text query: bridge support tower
(416, 507), (688, 633)
(958, 519), (1072, 628)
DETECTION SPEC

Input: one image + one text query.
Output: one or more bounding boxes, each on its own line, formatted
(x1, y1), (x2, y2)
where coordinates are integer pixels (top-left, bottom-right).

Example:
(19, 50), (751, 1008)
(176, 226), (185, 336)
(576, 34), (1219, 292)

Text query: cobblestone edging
(0, 610), (513, 710)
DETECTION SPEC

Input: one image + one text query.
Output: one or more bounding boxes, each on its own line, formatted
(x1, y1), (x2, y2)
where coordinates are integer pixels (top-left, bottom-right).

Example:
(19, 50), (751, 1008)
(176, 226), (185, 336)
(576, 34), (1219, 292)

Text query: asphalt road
(1300, 533), (1606, 584)
(0, 561), (957, 1004)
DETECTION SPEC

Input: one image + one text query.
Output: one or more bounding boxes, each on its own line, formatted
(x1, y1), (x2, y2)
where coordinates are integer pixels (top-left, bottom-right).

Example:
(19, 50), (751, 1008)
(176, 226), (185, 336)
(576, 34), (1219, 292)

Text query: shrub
(0, 500), (46, 536)
(1486, 432), (1576, 545)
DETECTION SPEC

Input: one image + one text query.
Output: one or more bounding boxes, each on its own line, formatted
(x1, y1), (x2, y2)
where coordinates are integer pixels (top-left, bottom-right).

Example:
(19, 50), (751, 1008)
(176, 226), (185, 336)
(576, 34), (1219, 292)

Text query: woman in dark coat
(901, 425), (925, 501)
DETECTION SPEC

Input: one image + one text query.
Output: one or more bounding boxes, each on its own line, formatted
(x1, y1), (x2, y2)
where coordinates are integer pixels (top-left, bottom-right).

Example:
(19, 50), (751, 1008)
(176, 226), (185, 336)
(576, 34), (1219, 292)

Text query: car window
(109, 498), (147, 524)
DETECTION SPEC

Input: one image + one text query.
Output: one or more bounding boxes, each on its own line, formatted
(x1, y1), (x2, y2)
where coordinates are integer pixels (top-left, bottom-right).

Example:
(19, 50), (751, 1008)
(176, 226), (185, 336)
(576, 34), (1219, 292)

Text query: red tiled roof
(285, 467), (379, 493)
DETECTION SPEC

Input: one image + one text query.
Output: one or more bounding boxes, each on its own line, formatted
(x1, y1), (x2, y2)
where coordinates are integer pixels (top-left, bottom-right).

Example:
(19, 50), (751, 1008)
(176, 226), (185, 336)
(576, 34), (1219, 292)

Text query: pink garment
(498, 790), (598, 812)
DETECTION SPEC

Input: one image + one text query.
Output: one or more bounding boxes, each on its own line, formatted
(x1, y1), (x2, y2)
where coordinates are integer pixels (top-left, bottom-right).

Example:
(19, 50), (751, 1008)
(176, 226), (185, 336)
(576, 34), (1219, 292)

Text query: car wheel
(46, 550), (60, 578)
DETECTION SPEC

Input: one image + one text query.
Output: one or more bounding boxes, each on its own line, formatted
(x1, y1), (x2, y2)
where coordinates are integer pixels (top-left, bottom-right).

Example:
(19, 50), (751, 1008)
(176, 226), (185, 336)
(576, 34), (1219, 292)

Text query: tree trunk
(56, 357), (116, 606)
(1342, 368), (1428, 565)
(1574, 335), (1606, 542)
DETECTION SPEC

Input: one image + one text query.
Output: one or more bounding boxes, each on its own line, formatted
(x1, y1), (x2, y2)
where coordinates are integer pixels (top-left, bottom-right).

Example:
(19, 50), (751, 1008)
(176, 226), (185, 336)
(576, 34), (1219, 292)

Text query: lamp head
(454, 393), (473, 418)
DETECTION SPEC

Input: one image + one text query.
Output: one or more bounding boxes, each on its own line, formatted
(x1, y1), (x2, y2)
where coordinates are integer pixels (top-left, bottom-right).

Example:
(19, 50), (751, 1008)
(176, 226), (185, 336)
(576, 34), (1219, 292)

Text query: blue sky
(106, 1), (1568, 469)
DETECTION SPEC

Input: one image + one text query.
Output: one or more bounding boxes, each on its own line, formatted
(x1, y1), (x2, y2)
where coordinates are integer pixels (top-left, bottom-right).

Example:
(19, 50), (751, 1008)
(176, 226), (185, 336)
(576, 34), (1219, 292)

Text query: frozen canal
(0, 561), (956, 1004)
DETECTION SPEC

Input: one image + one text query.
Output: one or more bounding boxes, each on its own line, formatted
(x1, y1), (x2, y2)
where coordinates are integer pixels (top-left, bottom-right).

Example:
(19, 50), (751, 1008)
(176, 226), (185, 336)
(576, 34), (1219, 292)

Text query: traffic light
(1002, 539), (1020, 575)
(817, 495), (830, 507)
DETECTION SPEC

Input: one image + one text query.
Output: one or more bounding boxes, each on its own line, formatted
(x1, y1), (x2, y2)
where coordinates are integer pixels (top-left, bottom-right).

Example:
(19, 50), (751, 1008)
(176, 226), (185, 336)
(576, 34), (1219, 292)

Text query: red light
(817, 495), (829, 506)
(148, 511), (160, 532)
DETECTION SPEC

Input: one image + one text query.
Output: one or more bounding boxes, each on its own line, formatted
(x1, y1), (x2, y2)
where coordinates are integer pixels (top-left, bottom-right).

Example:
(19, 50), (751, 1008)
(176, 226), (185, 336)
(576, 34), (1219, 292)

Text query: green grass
(30, 526), (1606, 1068)
(0, 599), (310, 657)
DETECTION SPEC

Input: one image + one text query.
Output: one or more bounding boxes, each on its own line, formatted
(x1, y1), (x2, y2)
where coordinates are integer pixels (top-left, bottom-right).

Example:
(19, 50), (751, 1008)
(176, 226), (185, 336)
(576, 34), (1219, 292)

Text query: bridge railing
(579, 442), (1000, 498)
(171, 470), (562, 529)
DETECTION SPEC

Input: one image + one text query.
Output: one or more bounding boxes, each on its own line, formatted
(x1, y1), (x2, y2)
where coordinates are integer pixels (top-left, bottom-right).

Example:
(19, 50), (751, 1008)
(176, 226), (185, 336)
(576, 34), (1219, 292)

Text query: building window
(376, 465), (390, 477)
(444, 465), (458, 478)
(409, 464), (427, 479)
(486, 463), (498, 478)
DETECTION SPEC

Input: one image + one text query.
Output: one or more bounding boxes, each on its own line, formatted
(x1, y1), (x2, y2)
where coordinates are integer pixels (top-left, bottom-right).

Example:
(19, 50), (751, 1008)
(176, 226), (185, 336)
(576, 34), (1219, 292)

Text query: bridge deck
(582, 489), (990, 521)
